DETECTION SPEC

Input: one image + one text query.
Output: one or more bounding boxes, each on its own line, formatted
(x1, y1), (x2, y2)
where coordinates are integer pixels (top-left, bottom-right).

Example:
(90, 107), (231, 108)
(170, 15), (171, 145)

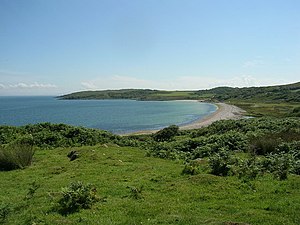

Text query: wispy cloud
(81, 82), (99, 89)
(0, 82), (57, 89)
(81, 75), (288, 91)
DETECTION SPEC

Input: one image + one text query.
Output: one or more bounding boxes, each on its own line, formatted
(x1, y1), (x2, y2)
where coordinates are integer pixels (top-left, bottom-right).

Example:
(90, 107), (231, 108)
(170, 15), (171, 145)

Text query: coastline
(124, 102), (246, 135)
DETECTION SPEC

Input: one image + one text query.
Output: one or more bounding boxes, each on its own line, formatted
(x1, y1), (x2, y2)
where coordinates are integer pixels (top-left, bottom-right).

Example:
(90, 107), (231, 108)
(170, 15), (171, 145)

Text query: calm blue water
(0, 96), (217, 134)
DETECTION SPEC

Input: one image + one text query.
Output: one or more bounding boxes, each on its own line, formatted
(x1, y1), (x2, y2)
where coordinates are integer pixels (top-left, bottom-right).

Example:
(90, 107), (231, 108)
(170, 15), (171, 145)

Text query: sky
(0, 0), (299, 96)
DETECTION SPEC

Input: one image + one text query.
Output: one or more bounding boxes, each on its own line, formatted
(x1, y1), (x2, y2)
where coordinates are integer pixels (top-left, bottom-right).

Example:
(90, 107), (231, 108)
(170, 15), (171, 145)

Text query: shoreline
(123, 102), (246, 136)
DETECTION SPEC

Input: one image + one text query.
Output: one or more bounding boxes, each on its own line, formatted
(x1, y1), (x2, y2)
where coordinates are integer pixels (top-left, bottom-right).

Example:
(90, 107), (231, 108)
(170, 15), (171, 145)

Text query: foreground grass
(1, 145), (300, 224)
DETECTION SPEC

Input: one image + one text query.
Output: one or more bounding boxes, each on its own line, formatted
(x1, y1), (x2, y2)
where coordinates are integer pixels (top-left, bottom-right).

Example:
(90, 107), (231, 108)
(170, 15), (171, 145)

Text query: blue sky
(0, 0), (299, 95)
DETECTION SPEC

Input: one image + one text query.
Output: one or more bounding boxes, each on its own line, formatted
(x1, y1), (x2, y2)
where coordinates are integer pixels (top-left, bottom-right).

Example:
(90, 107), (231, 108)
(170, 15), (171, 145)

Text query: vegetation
(0, 144), (299, 224)
(0, 122), (118, 149)
(152, 125), (179, 142)
(143, 118), (300, 179)
(57, 181), (99, 215)
(59, 82), (300, 117)
(0, 113), (299, 223)
(0, 136), (35, 171)
(59, 89), (200, 101)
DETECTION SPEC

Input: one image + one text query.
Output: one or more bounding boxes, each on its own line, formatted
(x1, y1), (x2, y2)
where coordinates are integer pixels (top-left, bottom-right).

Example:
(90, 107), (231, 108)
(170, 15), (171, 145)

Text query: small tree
(153, 125), (179, 142)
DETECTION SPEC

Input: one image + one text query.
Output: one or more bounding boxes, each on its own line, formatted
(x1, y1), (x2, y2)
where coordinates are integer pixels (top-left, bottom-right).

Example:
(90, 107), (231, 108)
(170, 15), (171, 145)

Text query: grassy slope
(1, 145), (299, 225)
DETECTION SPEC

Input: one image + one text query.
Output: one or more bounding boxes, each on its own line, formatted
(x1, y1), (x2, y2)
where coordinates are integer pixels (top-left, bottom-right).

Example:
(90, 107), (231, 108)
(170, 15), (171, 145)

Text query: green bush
(0, 136), (35, 171)
(192, 145), (213, 158)
(182, 160), (206, 175)
(262, 153), (292, 180)
(0, 123), (118, 149)
(209, 148), (235, 176)
(153, 125), (179, 142)
(234, 156), (262, 180)
(57, 181), (98, 215)
(249, 135), (281, 155)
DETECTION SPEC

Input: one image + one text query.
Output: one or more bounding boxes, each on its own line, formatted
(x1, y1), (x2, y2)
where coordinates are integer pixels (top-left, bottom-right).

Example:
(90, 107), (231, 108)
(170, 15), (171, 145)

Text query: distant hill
(196, 82), (300, 103)
(59, 89), (200, 101)
(59, 82), (300, 117)
(59, 82), (300, 103)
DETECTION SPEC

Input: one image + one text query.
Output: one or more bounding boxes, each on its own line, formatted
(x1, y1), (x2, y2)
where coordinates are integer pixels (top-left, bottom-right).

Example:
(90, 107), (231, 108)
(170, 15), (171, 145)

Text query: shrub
(262, 153), (292, 180)
(234, 156), (262, 180)
(272, 154), (292, 180)
(292, 160), (300, 175)
(182, 160), (206, 175)
(192, 145), (213, 158)
(209, 148), (235, 176)
(153, 125), (179, 142)
(0, 136), (35, 171)
(249, 135), (281, 155)
(57, 181), (98, 215)
(145, 142), (183, 160)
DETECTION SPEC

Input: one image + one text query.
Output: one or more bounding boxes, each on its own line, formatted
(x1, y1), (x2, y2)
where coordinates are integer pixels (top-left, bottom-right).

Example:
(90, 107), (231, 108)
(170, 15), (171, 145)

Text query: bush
(57, 181), (98, 215)
(262, 153), (292, 180)
(234, 156), (262, 180)
(0, 136), (35, 171)
(192, 145), (213, 158)
(209, 148), (235, 176)
(182, 160), (206, 175)
(153, 125), (179, 142)
(249, 135), (281, 155)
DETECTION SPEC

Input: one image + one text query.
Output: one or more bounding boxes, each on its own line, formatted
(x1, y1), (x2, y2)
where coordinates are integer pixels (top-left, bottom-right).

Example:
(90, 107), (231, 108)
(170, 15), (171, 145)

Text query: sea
(0, 96), (217, 134)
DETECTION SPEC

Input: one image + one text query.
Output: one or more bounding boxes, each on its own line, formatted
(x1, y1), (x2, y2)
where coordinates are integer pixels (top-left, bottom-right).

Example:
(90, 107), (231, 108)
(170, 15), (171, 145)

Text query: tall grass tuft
(0, 135), (35, 171)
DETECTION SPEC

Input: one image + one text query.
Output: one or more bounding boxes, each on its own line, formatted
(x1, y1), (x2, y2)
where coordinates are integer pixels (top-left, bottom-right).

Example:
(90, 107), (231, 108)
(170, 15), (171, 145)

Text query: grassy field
(1, 144), (300, 225)
(229, 101), (299, 117)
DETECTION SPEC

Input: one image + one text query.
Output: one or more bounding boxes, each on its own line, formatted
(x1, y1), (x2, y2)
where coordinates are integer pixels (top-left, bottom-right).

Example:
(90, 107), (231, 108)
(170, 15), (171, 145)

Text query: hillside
(59, 89), (200, 101)
(59, 82), (300, 103)
(0, 118), (300, 224)
(59, 82), (300, 117)
(197, 82), (300, 103)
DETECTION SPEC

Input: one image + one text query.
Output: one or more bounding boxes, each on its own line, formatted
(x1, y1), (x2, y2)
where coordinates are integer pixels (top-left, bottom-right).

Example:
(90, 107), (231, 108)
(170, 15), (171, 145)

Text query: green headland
(60, 81), (300, 117)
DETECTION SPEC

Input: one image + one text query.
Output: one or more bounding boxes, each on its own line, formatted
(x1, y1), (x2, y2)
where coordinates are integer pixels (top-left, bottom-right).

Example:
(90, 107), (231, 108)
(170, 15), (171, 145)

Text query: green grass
(230, 101), (299, 117)
(1, 145), (299, 224)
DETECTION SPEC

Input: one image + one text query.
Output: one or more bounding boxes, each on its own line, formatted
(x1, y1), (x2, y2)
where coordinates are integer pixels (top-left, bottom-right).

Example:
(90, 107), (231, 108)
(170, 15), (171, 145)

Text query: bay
(0, 96), (217, 134)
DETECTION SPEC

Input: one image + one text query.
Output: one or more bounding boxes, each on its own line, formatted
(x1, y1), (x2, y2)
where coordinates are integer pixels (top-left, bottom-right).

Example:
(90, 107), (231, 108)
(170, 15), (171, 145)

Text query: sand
(179, 102), (245, 130)
(124, 102), (246, 135)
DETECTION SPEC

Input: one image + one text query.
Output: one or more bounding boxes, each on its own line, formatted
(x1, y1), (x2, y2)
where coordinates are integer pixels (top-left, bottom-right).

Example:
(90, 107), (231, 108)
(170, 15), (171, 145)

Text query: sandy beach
(125, 102), (246, 135)
(179, 102), (245, 130)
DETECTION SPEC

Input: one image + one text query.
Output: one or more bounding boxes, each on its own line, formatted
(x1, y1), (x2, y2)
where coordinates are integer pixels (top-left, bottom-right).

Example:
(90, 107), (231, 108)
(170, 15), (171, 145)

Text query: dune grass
(0, 144), (299, 224)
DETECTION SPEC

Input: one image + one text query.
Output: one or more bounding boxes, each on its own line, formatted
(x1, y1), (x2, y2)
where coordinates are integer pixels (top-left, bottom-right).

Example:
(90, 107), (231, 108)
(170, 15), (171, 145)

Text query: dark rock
(67, 150), (79, 161)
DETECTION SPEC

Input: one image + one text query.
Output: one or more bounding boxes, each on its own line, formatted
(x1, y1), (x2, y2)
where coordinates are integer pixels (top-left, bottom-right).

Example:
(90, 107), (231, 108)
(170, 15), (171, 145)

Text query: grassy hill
(1, 144), (300, 225)
(0, 119), (300, 224)
(59, 82), (300, 117)
(59, 89), (200, 101)
(1, 82), (299, 224)
(196, 81), (300, 103)
(59, 82), (300, 103)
